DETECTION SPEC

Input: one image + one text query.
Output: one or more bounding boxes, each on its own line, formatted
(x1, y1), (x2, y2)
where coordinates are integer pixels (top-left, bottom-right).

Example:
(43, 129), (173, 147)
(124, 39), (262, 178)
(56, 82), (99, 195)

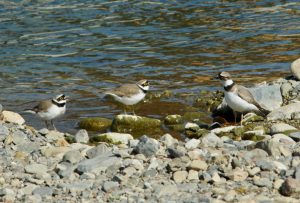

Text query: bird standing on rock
(24, 94), (68, 130)
(216, 71), (270, 125)
(104, 79), (150, 115)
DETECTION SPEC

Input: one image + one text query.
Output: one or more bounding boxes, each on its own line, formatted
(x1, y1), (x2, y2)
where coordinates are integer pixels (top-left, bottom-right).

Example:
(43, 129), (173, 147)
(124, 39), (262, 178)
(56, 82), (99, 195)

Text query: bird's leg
(240, 114), (244, 127)
(45, 121), (49, 129)
(51, 120), (57, 131)
(132, 105), (136, 116)
(233, 111), (237, 124)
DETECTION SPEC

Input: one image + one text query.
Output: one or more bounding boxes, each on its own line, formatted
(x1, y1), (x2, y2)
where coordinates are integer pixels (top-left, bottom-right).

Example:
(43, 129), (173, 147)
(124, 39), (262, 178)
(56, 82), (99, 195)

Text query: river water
(0, 0), (299, 132)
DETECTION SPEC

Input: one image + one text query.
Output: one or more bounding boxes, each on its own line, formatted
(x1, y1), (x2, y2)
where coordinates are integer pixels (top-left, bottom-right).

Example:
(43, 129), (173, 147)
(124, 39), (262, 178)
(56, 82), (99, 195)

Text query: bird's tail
(257, 107), (271, 117)
(22, 109), (36, 114)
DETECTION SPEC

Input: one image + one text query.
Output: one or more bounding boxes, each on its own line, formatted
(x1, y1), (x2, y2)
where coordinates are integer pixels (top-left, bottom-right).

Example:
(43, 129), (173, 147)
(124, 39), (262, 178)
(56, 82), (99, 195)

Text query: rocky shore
(2, 67), (300, 202)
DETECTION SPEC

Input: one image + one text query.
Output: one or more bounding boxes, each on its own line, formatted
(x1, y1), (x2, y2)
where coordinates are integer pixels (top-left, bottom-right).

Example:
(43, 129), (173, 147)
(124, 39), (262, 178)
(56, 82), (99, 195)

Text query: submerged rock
(111, 115), (162, 138)
(78, 117), (112, 131)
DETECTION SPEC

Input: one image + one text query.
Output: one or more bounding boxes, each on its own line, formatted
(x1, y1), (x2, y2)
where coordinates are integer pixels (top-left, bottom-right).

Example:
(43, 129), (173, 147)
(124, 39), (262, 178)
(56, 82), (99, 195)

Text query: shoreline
(1, 74), (300, 202)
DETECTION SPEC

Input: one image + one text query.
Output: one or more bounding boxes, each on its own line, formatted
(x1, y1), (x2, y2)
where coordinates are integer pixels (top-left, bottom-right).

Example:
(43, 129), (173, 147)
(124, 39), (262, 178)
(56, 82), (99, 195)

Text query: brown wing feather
(33, 100), (52, 113)
(105, 84), (139, 97)
(236, 85), (270, 116)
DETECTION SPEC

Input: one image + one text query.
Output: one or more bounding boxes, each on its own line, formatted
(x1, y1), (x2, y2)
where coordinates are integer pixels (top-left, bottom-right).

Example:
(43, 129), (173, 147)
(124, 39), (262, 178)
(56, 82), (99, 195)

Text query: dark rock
(280, 177), (300, 197)
(133, 135), (160, 157)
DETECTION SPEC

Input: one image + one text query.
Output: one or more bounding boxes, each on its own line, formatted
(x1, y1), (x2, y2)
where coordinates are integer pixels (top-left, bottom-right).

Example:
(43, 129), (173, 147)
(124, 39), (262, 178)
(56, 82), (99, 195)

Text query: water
(0, 0), (299, 133)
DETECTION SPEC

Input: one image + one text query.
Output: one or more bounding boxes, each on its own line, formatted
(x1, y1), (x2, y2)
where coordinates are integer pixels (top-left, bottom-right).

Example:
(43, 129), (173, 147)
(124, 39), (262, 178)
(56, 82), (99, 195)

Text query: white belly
(225, 92), (258, 113)
(38, 105), (66, 121)
(112, 92), (145, 105)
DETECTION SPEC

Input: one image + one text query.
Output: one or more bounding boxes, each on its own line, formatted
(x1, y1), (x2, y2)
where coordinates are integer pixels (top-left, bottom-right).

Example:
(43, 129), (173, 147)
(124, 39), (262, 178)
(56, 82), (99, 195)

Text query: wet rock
(164, 115), (183, 125)
(270, 123), (297, 135)
(111, 115), (162, 137)
(75, 129), (89, 143)
(185, 138), (200, 150)
(173, 171), (188, 183)
(63, 150), (82, 164)
(25, 164), (48, 175)
(211, 126), (237, 134)
(280, 177), (300, 197)
(76, 152), (121, 174)
(133, 135), (160, 157)
(291, 57), (300, 80)
(184, 122), (208, 138)
(78, 117), (112, 131)
(201, 132), (223, 148)
(92, 132), (133, 145)
(267, 103), (300, 121)
(2, 111), (25, 125)
(160, 133), (178, 147)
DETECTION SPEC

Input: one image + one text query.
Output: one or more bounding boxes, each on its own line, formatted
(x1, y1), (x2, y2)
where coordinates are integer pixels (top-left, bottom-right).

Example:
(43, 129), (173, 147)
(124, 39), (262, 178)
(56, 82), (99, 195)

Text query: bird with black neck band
(104, 79), (150, 115)
(24, 94), (68, 130)
(216, 72), (270, 126)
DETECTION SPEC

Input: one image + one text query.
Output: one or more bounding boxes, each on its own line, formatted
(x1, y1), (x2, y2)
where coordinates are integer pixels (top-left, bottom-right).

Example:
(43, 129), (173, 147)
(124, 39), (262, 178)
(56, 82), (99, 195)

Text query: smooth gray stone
(86, 144), (109, 159)
(63, 150), (82, 164)
(0, 124), (9, 142)
(32, 187), (53, 196)
(102, 181), (119, 192)
(76, 152), (121, 174)
(289, 132), (300, 142)
(17, 142), (40, 153)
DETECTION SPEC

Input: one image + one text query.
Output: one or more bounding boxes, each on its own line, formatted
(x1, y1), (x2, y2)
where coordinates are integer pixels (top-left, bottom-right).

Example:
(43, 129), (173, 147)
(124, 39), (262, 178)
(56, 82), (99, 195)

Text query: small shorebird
(216, 72), (270, 125)
(25, 94), (68, 130)
(104, 79), (149, 114)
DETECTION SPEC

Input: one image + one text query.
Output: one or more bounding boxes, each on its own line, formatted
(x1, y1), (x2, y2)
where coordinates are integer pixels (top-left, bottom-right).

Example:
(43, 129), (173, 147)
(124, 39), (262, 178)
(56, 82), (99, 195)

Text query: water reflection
(0, 0), (299, 132)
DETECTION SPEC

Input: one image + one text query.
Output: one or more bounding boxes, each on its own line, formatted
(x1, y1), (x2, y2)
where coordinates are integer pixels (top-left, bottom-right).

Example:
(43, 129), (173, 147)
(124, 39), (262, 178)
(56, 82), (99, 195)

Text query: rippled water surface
(1, 0), (300, 132)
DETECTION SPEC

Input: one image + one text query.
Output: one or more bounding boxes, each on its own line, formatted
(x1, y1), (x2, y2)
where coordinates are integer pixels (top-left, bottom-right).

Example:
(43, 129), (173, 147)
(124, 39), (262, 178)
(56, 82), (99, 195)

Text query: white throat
(223, 79), (234, 87)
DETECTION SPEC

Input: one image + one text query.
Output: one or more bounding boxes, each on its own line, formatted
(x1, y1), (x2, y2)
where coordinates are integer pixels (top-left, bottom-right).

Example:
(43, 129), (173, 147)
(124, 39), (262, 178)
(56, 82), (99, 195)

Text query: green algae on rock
(164, 115), (183, 125)
(78, 117), (112, 131)
(111, 115), (162, 138)
(91, 132), (133, 145)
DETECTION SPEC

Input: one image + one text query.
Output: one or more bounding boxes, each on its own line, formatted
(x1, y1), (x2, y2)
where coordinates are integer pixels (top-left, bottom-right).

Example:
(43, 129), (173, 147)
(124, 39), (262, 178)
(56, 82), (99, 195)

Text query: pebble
(102, 181), (119, 192)
(173, 171), (188, 183)
(270, 123), (297, 135)
(185, 138), (200, 150)
(25, 164), (48, 175)
(75, 129), (89, 143)
(189, 160), (208, 171)
(63, 150), (82, 164)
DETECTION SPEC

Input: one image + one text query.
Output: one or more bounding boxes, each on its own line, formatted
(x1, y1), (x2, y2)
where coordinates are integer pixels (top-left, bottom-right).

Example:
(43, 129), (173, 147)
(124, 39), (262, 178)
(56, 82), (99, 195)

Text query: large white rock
(2, 111), (25, 125)
(291, 58), (300, 80)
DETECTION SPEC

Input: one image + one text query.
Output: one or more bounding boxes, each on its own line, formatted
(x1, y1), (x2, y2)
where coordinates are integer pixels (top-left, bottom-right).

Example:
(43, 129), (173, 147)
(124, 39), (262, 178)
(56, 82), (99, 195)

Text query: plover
(25, 94), (68, 130)
(216, 72), (269, 125)
(104, 79), (149, 114)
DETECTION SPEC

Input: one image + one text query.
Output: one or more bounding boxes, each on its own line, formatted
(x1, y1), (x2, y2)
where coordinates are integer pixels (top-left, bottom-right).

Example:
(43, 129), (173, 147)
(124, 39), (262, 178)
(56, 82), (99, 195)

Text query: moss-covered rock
(78, 117), (112, 131)
(111, 115), (162, 138)
(185, 123), (209, 138)
(183, 112), (207, 122)
(90, 132), (133, 145)
(164, 115), (183, 125)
